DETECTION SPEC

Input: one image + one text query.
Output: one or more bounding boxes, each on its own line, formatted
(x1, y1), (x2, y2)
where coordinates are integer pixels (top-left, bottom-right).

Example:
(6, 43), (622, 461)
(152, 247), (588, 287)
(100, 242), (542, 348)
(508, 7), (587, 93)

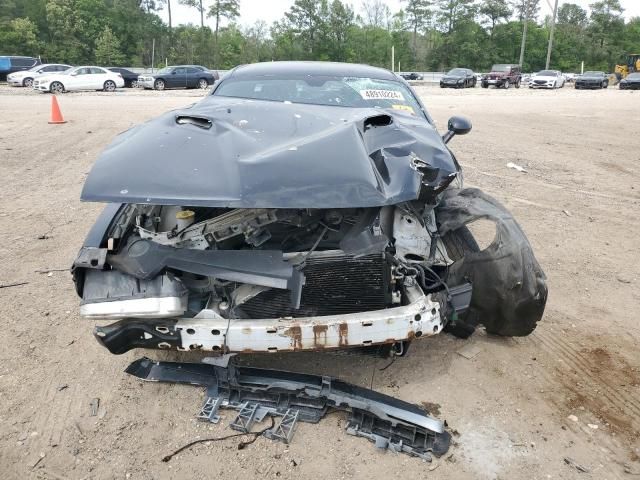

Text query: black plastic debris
(126, 357), (451, 461)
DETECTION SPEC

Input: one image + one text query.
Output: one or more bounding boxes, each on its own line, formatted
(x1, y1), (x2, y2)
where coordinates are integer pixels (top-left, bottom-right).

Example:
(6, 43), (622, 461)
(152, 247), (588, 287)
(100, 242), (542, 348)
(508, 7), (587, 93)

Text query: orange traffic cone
(48, 95), (67, 124)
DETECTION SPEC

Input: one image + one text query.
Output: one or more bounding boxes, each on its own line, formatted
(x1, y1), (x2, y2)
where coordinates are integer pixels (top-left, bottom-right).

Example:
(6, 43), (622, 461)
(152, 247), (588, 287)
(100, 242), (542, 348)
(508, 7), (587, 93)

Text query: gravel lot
(1, 83), (639, 480)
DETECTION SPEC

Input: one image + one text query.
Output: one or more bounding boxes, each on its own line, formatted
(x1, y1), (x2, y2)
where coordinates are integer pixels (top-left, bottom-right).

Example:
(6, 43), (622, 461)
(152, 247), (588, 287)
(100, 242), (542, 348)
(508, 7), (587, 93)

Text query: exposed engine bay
(74, 199), (476, 354)
(74, 187), (546, 356)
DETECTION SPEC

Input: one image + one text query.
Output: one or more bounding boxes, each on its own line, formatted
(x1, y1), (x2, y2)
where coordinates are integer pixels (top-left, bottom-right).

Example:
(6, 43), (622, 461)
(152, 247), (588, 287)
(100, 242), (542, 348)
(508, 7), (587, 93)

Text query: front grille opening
(238, 252), (390, 319)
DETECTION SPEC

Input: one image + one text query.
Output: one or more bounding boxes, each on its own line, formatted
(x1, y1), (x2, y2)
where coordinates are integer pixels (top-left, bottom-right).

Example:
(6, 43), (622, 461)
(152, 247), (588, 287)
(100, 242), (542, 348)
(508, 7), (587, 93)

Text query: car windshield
(156, 67), (174, 74)
(214, 75), (423, 115)
(447, 68), (466, 75)
(537, 70), (556, 76)
(583, 71), (603, 76)
(492, 65), (511, 72)
(627, 73), (640, 80)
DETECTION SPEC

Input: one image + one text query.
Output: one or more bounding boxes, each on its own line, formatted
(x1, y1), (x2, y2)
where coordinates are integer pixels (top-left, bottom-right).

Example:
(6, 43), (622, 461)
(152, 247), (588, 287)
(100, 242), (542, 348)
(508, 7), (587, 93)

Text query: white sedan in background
(528, 70), (566, 89)
(33, 66), (124, 93)
(7, 63), (72, 88)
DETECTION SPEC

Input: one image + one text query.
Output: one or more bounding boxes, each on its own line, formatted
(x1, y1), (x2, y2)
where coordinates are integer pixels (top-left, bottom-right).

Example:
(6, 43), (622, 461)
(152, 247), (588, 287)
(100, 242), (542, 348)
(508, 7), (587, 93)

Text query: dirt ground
(1, 82), (639, 480)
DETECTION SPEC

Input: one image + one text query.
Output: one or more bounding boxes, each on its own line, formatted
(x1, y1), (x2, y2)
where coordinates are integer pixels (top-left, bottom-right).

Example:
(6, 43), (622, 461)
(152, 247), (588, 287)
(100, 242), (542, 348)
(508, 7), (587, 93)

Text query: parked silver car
(7, 63), (72, 87)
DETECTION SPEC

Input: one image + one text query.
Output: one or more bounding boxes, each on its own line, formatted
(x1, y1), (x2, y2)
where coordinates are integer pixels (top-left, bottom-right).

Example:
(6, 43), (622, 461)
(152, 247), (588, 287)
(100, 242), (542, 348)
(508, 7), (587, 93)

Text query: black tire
(504, 79), (510, 89)
(23, 77), (34, 88)
(481, 83), (488, 89)
(50, 81), (64, 94)
(197, 78), (209, 89)
(103, 80), (116, 92)
(515, 79), (521, 89)
(154, 79), (165, 90)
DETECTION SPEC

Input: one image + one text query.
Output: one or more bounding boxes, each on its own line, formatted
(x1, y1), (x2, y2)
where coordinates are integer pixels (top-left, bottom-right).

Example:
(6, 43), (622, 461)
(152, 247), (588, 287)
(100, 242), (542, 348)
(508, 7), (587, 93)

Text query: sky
(158, 0), (640, 30)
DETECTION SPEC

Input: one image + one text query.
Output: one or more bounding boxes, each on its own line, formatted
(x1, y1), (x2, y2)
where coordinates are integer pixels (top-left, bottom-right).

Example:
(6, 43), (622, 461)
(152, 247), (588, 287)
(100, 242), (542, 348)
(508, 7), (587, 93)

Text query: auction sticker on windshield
(360, 89), (405, 101)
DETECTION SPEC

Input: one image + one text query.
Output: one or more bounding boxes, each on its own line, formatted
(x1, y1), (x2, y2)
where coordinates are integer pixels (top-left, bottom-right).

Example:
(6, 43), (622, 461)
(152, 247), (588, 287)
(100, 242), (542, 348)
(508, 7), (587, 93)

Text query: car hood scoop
(81, 96), (457, 208)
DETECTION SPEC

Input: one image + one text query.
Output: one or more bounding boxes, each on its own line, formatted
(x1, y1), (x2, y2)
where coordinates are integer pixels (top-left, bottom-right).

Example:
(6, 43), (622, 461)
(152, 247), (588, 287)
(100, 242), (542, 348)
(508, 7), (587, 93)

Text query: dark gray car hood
(81, 96), (457, 208)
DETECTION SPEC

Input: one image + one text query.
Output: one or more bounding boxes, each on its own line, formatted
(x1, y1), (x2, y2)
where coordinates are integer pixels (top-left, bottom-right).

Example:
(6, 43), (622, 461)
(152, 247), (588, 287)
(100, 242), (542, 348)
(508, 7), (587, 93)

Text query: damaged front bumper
(94, 285), (451, 355)
(126, 357), (452, 460)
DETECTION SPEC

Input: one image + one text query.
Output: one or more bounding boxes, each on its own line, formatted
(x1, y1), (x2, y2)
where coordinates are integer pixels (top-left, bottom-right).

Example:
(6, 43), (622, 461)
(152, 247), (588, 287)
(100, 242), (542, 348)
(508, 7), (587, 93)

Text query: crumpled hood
(81, 96), (458, 208)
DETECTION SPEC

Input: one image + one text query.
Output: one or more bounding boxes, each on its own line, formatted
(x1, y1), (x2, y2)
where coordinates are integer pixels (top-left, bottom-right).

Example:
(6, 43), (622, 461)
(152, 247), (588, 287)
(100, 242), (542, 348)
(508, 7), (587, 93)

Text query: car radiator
(238, 252), (391, 318)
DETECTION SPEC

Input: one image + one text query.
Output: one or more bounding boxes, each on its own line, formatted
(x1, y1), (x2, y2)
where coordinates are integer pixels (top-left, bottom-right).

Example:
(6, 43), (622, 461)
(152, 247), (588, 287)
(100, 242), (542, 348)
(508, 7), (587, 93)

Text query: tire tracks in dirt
(532, 327), (640, 445)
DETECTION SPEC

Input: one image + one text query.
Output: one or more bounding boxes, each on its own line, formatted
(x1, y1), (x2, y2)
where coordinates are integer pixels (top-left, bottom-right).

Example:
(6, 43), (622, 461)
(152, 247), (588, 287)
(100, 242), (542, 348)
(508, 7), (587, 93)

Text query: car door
(68, 67), (92, 90)
(90, 67), (109, 89)
(38, 65), (56, 75)
(171, 67), (187, 88)
(186, 67), (200, 87)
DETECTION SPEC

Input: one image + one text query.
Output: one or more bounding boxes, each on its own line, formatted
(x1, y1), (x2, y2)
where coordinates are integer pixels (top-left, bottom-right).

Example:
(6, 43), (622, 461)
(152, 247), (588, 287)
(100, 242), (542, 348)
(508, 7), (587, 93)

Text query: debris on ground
(456, 344), (482, 360)
(35, 268), (70, 274)
(127, 357), (452, 462)
(0, 282), (28, 289)
(564, 456), (590, 473)
(89, 398), (100, 416)
(506, 162), (527, 173)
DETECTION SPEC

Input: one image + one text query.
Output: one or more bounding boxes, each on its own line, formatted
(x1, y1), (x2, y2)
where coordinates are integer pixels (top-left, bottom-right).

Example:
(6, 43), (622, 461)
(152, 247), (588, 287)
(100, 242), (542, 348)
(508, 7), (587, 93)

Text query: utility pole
(545, 0), (559, 69)
(151, 38), (155, 73)
(518, 1), (529, 67)
(391, 45), (395, 72)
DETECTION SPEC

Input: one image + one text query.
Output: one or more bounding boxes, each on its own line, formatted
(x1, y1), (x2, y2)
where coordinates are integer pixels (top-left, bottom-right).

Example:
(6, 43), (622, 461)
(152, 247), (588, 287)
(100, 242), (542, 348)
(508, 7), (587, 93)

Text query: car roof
(166, 65), (208, 68)
(227, 61), (397, 81)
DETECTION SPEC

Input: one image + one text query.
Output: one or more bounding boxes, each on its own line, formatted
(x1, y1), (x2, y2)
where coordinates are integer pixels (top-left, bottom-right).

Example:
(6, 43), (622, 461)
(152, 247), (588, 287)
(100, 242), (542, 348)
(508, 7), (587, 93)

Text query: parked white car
(33, 66), (124, 93)
(7, 63), (72, 87)
(528, 70), (565, 89)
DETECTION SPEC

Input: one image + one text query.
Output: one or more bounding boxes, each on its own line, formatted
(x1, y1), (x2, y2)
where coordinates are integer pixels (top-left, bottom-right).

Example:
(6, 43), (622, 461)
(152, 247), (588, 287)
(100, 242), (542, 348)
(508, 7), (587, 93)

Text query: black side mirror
(443, 116), (472, 144)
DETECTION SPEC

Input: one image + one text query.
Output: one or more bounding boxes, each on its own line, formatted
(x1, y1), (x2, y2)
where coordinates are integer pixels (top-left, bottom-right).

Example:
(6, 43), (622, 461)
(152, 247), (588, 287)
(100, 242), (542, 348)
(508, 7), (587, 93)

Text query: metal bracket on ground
(197, 396), (223, 423)
(264, 409), (299, 444)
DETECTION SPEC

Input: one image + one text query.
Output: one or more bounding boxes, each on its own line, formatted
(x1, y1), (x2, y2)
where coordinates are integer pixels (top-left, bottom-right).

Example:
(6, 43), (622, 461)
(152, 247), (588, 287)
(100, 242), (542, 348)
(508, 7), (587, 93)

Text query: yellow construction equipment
(615, 54), (640, 78)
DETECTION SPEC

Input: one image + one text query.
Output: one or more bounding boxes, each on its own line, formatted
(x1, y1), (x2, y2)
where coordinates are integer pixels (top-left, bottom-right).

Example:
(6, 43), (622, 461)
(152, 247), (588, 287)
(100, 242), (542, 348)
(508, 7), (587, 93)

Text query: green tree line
(0, 0), (638, 72)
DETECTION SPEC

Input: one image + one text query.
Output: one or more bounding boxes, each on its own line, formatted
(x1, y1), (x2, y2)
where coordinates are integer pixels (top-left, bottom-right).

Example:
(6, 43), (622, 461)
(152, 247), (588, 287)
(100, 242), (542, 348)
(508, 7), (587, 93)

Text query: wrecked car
(73, 61), (548, 356)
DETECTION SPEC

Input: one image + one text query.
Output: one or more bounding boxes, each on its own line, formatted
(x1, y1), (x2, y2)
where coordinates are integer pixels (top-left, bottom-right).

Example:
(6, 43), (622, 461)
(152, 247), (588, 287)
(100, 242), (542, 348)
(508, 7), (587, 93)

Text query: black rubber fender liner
(436, 188), (548, 336)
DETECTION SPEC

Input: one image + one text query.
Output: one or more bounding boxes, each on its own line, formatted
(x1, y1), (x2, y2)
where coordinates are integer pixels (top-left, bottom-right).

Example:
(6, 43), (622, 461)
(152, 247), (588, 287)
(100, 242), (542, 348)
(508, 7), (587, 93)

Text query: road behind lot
(0, 85), (639, 480)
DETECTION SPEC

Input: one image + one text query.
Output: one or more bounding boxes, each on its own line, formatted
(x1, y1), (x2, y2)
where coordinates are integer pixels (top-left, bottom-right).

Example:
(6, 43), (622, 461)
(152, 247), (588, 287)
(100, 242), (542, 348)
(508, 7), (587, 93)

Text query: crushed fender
(436, 188), (548, 336)
(126, 357), (451, 461)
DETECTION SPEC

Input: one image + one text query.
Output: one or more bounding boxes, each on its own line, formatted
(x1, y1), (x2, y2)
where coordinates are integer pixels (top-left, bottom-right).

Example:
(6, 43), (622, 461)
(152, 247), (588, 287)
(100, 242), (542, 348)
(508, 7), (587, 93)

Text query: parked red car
(481, 64), (522, 89)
